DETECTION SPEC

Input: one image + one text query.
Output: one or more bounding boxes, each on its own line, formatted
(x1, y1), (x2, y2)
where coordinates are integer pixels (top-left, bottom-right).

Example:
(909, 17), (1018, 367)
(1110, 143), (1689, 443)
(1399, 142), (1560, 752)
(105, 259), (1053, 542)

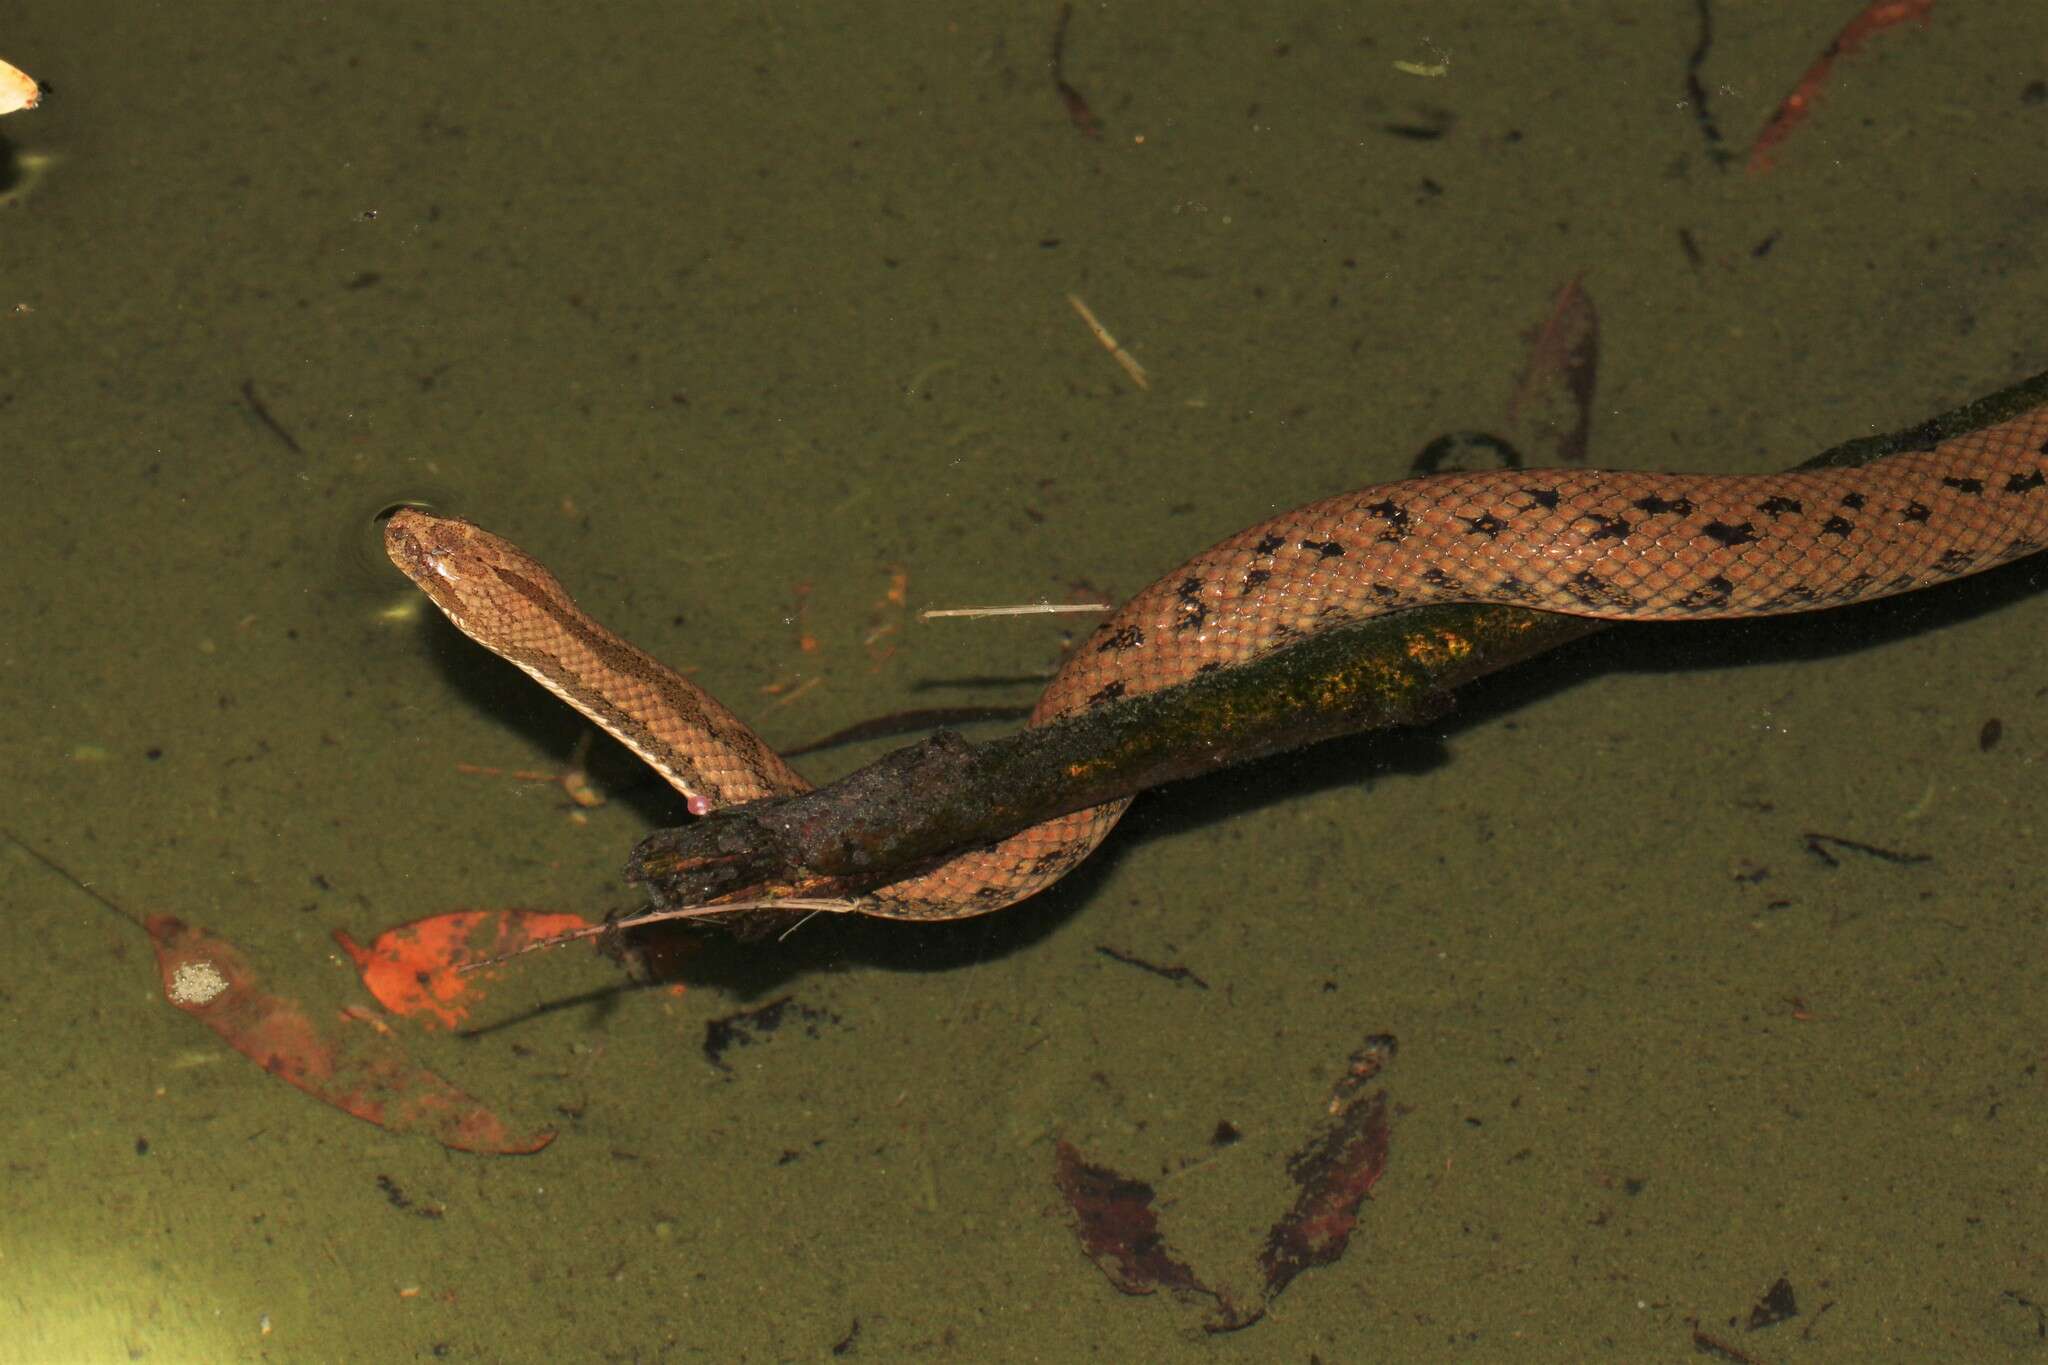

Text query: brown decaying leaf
(147, 915), (554, 1155)
(1258, 1090), (1391, 1294)
(1051, 1140), (1216, 1302)
(1507, 272), (1599, 465)
(1050, 1033), (1395, 1331)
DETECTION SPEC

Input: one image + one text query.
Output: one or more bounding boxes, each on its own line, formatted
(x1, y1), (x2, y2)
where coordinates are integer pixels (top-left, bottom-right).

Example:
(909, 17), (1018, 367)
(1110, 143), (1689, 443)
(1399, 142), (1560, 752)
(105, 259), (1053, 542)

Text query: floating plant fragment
(1052, 1033), (1396, 1331)
(332, 908), (593, 1029)
(1051, 1140), (1253, 1329)
(147, 915), (554, 1154)
(1749, 0), (1936, 174)
(1507, 273), (1599, 466)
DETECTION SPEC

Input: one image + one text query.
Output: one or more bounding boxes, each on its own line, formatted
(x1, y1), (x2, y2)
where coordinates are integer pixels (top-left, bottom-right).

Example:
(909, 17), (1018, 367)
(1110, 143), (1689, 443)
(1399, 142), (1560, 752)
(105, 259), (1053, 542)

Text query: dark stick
(1050, 3), (1102, 138)
(241, 379), (304, 456)
(627, 603), (1602, 912)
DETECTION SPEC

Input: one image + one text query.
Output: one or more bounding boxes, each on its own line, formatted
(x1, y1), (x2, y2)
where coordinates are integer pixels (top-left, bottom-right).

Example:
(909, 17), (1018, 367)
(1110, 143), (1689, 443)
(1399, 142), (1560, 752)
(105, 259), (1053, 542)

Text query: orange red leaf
(332, 908), (592, 1029)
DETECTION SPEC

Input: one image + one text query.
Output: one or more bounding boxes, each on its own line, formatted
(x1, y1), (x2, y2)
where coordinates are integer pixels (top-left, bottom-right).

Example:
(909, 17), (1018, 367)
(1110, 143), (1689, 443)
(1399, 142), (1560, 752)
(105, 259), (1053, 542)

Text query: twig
(1067, 293), (1150, 390)
(454, 898), (861, 972)
(241, 380), (305, 456)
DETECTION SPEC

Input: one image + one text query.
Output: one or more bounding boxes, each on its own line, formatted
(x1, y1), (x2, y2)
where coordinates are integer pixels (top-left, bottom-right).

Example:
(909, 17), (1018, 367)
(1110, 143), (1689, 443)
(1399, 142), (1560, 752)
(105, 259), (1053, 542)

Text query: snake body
(387, 395), (2048, 921)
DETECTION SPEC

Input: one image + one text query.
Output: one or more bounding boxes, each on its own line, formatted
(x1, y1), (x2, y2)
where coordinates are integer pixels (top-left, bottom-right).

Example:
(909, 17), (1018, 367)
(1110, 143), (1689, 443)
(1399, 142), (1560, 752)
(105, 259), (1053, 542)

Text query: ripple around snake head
(338, 492), (466, 595)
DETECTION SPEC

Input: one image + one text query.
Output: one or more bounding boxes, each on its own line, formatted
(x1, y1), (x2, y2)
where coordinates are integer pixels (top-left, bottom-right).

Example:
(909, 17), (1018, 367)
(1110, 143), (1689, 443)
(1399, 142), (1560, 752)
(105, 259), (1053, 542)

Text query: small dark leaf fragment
(1746, 1275), (1798, 1330)
(702, 994), (840, 1071)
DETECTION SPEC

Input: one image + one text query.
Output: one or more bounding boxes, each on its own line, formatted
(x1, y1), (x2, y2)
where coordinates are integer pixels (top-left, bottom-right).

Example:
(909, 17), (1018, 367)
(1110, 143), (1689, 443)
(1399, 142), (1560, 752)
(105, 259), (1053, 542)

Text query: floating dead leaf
(1507, 272), (1599, 465)
(1747, 1275), (1799, 1330)
(147, 915), (554, 1154)
(1052, 1032), (1395, 1331)
(332, 908), (592, 1029)
(1051, 1140), (1253, 1327)
(1749, 0), (1936, 175)
(1258, 1090), (1391, 1296)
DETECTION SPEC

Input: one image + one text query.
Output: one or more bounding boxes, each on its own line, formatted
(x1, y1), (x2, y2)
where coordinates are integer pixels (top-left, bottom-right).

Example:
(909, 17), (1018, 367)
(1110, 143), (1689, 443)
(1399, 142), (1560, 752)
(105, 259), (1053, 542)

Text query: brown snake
(387, 393), (2048, 921)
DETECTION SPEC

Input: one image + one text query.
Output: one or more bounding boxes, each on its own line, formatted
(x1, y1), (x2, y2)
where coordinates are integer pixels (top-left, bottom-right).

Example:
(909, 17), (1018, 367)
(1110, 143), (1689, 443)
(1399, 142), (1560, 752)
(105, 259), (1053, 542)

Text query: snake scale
(387, 391), (2048, 921)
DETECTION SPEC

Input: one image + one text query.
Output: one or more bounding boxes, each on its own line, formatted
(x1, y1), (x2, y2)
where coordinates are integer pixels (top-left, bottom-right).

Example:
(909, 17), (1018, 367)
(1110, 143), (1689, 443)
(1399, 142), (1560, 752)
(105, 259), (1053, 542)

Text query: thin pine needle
(921, 602), (1108, 619)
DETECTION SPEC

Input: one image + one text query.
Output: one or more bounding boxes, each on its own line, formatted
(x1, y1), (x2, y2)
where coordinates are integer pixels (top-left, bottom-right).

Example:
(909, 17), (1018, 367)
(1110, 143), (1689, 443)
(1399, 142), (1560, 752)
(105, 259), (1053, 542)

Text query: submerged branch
(626, 604), (1603, 911)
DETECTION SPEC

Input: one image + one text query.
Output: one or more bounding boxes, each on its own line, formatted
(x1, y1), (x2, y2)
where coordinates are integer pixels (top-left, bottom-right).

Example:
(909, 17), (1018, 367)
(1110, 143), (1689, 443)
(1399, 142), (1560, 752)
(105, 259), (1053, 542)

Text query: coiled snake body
(387, 395), (2048, 921)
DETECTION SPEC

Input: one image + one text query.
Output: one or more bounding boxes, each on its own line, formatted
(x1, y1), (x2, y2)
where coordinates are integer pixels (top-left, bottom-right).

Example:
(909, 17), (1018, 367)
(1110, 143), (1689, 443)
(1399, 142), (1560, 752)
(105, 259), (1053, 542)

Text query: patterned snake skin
(388, 396), (2048, 921)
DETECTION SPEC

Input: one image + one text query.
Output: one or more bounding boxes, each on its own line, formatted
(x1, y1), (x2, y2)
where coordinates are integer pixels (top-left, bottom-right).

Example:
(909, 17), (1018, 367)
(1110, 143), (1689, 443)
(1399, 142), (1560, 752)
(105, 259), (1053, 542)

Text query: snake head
(383, 507), (567, 635)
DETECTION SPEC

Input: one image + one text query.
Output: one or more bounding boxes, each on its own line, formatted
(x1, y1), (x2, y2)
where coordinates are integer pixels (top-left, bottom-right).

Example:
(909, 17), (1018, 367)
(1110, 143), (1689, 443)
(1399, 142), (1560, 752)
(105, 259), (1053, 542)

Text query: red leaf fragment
(147, 915), (554, 1154)
(333, 908), (592, 1029)
(1748, 0), (1936, 175)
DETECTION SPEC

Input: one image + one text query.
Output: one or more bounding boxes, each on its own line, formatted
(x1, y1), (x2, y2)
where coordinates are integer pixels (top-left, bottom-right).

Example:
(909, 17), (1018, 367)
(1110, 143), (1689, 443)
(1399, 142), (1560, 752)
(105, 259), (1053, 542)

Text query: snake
(386, 390), (2048, 922)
